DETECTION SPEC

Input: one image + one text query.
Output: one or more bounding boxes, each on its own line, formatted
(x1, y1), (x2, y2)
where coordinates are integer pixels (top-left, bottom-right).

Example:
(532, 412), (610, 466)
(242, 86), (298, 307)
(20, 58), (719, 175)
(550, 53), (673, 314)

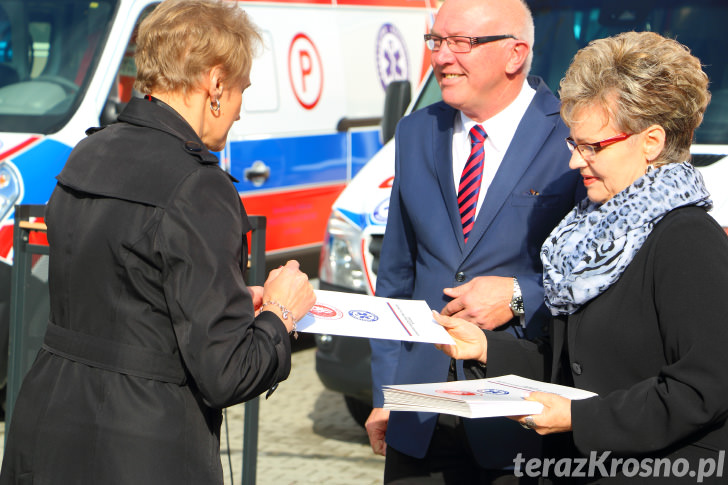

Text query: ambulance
(0, 0), (436, 395)
(316, 0), (728, 426)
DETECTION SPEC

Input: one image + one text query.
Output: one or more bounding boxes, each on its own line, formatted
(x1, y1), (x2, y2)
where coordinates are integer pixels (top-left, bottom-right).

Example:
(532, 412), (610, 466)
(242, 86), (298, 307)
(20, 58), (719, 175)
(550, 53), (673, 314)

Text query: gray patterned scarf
(541, 162), (712, 315)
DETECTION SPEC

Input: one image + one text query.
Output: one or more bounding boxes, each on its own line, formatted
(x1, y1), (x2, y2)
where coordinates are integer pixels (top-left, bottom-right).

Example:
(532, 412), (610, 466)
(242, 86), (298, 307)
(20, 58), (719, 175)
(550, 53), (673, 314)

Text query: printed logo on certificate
(437, 388), (510, 397)
(437, 390), (478, 396)
(348, 310), (379, 322)
(308, 304), (343, 320)
(478, 389), (510, 396)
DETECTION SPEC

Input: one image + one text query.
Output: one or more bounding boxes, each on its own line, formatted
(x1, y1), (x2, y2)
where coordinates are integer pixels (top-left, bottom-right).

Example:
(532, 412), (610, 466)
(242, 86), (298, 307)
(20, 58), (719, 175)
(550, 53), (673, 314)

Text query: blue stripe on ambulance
(227, 130), (381, 192)
(12, 139), (71, 204)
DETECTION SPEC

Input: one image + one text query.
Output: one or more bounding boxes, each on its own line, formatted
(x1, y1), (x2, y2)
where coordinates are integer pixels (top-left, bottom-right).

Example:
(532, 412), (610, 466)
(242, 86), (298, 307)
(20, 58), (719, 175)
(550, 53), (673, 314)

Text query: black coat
(0, 97), (291, 484)
(550, 206), (728, 483)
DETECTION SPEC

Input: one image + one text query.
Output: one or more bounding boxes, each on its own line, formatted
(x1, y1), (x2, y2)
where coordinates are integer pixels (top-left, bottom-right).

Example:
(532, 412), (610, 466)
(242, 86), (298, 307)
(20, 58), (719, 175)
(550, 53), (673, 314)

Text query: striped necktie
(457, 125), (487, 243)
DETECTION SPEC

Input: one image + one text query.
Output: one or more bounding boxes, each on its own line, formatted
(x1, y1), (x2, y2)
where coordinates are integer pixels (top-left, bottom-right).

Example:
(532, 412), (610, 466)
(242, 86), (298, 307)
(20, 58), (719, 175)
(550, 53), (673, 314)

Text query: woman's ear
(207, 65), (225, 100)
(643, 124), (666, 163)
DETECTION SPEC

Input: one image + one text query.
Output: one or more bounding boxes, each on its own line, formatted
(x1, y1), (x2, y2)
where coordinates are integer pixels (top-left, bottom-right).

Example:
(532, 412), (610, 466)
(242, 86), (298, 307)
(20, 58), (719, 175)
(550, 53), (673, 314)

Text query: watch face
(510, 278), (524, 315)
(510, 297), (524, 315)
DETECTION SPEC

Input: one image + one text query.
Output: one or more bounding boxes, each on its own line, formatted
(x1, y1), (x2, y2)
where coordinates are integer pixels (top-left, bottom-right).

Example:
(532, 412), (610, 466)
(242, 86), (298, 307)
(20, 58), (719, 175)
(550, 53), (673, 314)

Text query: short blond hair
(134, 0), (261, 95)
(559, 31), (710, 166)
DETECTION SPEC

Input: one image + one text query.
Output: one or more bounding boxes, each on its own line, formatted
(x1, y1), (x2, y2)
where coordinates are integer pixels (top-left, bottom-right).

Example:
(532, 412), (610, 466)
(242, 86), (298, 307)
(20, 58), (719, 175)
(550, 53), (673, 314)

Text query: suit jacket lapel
(463, 78), (560, 257)
(432, 104), (464, 251)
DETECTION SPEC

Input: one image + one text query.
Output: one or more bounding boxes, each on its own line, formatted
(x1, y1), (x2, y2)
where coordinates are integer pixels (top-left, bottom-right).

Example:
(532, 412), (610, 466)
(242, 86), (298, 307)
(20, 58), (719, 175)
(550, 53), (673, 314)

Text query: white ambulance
(316, 0), (728, 426)
(0, 0), (435, 392)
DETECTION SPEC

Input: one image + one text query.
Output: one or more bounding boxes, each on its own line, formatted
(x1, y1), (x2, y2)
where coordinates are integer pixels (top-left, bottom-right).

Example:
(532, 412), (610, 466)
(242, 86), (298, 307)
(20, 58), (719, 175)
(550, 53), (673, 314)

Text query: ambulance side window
(243, 31), (279, 113)
(101, 4), (157, 125)
(0, 6), (16, 87)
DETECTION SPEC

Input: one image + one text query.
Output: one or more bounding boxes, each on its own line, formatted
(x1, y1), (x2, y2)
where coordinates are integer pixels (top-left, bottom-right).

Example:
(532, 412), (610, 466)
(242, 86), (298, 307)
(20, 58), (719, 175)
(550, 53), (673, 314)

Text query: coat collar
(119, 96), (221, 166)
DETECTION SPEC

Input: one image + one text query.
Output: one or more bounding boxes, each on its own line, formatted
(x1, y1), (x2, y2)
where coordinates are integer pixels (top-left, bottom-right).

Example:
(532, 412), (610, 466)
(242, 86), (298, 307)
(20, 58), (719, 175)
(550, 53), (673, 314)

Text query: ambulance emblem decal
(369, 198), (389, 225)
(376, 23), (409, 90)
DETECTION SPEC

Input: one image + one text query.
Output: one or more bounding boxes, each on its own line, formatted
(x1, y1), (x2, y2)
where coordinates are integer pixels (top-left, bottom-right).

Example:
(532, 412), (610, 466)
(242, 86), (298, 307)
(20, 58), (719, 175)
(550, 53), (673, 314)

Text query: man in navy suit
(365, 0), (583, 482)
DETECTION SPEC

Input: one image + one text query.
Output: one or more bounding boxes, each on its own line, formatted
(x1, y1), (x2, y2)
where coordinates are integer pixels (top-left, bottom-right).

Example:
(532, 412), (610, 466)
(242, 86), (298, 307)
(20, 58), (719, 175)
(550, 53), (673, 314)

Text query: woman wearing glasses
(436, 31), (728, 482)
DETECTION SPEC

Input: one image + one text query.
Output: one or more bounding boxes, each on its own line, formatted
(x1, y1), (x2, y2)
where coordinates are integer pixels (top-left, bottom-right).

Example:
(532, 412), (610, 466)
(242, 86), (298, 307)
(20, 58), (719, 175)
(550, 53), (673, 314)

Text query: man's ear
(505, 40), (529, 75)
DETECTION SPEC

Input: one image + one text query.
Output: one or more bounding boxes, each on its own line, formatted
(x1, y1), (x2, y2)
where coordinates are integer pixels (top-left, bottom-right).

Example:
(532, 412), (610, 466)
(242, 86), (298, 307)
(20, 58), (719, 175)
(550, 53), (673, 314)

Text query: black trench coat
(0, 97), (291, 484)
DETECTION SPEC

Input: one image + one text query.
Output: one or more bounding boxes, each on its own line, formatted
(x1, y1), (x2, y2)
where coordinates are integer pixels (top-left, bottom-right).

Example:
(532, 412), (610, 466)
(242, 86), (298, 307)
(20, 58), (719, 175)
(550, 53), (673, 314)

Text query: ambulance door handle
(244, 160), (270, 187)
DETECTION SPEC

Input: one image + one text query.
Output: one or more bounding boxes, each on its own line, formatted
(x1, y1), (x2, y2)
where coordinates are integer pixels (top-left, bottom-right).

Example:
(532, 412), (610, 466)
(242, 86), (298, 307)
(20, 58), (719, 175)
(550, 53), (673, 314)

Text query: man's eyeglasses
(424, 34), (516, 53)
(565, 133), (633, 161)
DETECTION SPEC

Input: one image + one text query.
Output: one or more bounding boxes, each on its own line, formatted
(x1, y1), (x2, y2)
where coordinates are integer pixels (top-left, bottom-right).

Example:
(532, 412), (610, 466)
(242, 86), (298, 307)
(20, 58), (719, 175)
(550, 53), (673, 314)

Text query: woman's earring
(210, 99), (221, 113)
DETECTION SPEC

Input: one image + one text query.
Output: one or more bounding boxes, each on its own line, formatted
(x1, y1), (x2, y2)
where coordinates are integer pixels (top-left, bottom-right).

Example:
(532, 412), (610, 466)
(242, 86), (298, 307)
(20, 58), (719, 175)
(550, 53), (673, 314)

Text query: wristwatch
(509, 277), (525, 316)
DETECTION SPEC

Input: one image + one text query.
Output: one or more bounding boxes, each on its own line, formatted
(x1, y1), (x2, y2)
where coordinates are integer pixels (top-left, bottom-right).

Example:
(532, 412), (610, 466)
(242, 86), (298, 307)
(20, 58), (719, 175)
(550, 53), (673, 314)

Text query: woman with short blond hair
(0, 1), (315, 483)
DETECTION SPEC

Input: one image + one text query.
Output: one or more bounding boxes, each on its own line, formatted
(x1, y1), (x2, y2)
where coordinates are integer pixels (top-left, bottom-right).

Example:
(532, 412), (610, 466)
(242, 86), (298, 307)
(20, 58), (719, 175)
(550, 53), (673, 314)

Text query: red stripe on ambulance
(242, 184), (346, 253)
(0, 136), (41, 162)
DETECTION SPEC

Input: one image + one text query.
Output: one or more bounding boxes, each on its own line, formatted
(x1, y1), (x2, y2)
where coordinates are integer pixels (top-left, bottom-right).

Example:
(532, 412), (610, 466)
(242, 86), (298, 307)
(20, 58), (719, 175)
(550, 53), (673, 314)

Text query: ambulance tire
(344, 395), (372, 429)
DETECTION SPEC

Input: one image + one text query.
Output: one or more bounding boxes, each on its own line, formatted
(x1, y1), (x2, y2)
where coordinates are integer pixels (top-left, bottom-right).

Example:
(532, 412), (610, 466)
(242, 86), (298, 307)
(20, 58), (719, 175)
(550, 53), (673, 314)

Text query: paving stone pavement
(220, 345), (385, 484)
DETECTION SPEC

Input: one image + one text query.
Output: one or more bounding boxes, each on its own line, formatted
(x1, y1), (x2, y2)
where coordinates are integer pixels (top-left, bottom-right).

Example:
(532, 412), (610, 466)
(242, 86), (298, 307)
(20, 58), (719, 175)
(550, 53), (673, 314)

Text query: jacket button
(455, 272), (466, 282)
(571, 362), (583, 375)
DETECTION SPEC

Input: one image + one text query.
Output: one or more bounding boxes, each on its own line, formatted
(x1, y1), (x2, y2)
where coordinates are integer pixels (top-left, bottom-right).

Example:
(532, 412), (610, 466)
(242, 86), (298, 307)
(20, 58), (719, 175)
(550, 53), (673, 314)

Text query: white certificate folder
(383, 374), (597, 418)
(294, 289), (455, 345)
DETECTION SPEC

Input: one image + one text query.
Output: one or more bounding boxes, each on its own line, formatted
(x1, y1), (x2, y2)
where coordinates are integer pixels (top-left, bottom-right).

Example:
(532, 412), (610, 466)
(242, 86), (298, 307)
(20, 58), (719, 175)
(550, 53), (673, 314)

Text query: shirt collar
(459, 79), (536, 151)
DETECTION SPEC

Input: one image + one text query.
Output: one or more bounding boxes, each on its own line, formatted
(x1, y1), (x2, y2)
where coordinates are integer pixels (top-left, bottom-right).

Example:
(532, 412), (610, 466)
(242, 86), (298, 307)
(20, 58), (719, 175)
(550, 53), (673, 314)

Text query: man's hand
(433, 311), (488, 363)
(365, 407), (390, 456)
(442, 276), (515, 330)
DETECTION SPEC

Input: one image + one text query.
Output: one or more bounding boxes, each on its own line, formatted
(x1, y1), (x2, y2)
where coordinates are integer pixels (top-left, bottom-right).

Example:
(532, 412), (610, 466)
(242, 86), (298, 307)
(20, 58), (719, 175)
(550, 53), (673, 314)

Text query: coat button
(184, 141), (202, 152)
(455, 272), (466, 282)
(571, 362), (583, 375)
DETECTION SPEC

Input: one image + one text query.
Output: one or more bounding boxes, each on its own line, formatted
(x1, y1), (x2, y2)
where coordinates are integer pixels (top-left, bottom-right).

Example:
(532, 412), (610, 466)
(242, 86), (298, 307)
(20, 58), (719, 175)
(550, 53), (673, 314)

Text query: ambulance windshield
(0, 0), (117, 134)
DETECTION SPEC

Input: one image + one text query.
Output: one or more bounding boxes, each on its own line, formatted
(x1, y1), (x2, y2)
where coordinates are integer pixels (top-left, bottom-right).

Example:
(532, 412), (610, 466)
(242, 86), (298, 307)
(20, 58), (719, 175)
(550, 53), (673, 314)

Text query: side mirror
(380, 80), (411, 144)
(100, 99), (125, 126)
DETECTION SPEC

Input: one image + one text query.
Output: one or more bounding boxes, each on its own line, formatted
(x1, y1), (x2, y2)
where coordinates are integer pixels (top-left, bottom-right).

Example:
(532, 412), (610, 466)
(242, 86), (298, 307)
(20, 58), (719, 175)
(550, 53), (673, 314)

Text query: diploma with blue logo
(295, 289), (455, 345)
(382, 374), (597, 418)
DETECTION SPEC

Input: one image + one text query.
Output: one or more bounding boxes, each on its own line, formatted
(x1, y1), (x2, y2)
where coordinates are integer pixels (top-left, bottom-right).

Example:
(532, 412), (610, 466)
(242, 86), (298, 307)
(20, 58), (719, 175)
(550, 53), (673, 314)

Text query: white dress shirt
(451, 79), (537, 220)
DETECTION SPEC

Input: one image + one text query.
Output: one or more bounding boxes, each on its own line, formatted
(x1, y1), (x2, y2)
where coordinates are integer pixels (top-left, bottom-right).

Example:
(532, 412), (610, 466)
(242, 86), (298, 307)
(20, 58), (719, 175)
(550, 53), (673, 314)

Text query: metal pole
(241, 216), (266, 485)
(6, 205), (48, 434)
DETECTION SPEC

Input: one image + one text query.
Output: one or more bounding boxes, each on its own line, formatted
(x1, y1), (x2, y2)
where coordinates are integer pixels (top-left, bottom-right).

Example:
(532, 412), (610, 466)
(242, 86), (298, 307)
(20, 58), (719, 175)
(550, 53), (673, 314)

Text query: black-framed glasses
(424, 34), (516, 53)
(565, 133), (633, 161)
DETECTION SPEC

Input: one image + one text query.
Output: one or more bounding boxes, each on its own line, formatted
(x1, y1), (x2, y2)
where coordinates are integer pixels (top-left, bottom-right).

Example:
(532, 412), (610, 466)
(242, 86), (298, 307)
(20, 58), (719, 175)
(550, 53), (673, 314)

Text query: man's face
(429, 0), (516, 121)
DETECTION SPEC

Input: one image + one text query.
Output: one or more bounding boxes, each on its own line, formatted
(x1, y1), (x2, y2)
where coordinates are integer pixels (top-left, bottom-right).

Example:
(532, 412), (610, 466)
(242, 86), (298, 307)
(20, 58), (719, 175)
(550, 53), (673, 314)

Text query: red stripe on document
(387, 301), (413, 336)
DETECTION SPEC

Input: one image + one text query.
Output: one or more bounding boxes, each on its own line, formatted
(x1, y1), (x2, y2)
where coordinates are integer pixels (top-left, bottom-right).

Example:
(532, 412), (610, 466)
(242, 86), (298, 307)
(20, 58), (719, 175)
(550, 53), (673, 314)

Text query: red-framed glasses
(565, 133), (633, 161)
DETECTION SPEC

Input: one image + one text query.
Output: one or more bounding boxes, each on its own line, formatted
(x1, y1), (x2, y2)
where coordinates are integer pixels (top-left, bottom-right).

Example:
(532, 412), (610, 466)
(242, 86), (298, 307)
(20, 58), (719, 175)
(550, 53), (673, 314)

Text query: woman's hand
(248, 286), (264, 310)
(261, 260), (316, 332)
(512, 392), (573, 435)
(432, 311), (488, 364)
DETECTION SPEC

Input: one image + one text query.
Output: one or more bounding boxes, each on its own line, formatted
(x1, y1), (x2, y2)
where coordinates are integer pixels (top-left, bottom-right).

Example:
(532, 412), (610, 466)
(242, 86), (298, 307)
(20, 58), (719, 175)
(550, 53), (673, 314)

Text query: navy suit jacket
(371, 76), (583, 469)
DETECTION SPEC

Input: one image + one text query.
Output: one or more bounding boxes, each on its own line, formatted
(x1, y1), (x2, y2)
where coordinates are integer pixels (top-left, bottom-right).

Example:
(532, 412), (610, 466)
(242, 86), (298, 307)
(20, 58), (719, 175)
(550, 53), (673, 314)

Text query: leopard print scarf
(541, 161), (712, 315)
